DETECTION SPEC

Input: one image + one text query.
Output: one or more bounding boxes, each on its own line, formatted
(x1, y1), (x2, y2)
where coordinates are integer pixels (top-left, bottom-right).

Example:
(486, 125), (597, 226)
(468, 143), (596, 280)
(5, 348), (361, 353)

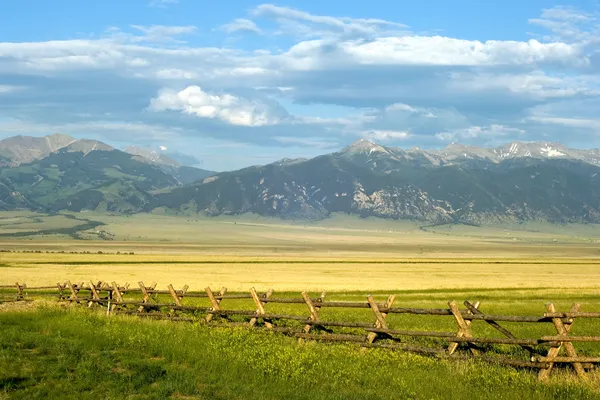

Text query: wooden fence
(2, 280), (600, 381)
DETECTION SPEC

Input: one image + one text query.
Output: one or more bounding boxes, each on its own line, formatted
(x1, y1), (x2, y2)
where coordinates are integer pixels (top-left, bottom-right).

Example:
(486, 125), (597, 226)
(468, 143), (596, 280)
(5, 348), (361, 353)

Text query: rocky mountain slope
(154, 140), (600, 224)
(124, 145), (181, 167)
(0, 133), (76, 166)
(1, 135), (600, 224)
(0, 135), (214, 212)
(124, 145), (214, 184)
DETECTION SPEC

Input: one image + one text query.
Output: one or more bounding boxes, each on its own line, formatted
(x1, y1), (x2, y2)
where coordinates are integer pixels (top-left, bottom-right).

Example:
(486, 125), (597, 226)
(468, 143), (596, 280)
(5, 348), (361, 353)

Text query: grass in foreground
(1, 304), (599, 400)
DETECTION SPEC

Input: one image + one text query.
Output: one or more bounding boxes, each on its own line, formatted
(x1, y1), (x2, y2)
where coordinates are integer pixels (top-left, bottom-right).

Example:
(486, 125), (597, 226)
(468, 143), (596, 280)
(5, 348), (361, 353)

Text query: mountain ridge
(124, 145), (181, 167)
(340, 139), (600, 167)
(0, 134), (215, 212)
(1, 134), (600, 225)
(153, 139), (600, 224)
(0, 133), (77, 166)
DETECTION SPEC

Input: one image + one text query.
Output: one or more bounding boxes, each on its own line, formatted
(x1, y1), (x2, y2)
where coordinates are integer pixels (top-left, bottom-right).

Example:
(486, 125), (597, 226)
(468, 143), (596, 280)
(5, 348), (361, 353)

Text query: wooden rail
(1, 280), (599, 381)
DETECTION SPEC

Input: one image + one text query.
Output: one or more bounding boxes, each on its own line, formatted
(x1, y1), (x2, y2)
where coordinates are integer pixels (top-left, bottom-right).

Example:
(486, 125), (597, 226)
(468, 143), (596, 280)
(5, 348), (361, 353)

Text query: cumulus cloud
(149, 86), (285, 126)
(335, 37), (580, 67)
(0, 3), (600, 166)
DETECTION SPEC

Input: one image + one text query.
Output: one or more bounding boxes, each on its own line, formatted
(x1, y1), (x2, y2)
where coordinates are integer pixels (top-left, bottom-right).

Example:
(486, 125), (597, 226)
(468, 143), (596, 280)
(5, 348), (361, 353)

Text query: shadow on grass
(0, 376), (33, 391)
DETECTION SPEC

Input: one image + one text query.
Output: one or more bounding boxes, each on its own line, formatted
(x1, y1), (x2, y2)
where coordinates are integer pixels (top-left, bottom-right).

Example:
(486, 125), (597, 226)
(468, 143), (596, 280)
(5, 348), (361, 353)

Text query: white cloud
(0, 85), (22, 94)
(385, 103), (436, 118)
(528, 115), (600, 130)
(336, 37), (580, 67)
(0, 3), (600, 156)
(541, 6), (592, 22)
(0, 118), (179, 142)
(435, 125), (525, 142)
(159, 145), (167, 151)
(252, 4), (409, 38)
(214, 67), (271, 77)
(447, 71), (599, 99)
(130, 25), (197, 43)
(385, 103), (417, 113)
(0, 39), (142, 72)
(149, 86), (283, 126)
(155, 68), (197, 80)
(221, 18), (262, 34)
(361, 129), (410, 141)
(529, 6), (597, 43)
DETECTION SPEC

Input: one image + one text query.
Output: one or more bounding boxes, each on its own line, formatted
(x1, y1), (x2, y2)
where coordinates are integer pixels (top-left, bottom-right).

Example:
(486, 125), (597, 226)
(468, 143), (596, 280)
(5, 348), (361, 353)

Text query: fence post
(205, 286), (226, 323)
(111, 281), (124, 302)
(249, 288), (273, 329)
(88, 281), (101, 308)
(139, 281), (150, 302)
(539, 303), (586, 380)
(110, 281), (124, 313)
(167, 284), (183, 307)
(301, 291), (326, 333)
(15, 282), (24, 300)
(298, 291), (326, 343)
(166, 284), (183, 317)
(448, 300), (479, 355)
(13, 280), (600, 382)
(66, 280), (80, 303)
(138, 281), (151, 313)
(367, 295), (396, 344)
(56, 282), (64, 300)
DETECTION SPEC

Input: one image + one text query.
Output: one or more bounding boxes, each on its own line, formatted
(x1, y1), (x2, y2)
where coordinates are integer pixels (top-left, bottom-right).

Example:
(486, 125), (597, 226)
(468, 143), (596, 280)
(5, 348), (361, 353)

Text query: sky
(1, 0), (600, 171)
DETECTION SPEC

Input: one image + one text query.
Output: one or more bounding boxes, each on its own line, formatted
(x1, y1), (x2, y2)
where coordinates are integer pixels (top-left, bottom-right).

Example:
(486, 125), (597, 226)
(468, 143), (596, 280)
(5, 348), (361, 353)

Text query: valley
(1, 211), (600, 291)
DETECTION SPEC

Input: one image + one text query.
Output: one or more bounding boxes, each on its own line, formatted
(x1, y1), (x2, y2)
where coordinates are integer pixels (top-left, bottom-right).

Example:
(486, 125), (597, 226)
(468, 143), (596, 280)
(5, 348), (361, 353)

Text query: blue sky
(1, 0), (600, 170)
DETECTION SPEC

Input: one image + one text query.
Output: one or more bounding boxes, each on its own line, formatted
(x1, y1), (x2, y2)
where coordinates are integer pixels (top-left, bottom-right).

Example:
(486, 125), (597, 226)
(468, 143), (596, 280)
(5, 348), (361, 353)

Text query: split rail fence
(2, 281), (600, 381)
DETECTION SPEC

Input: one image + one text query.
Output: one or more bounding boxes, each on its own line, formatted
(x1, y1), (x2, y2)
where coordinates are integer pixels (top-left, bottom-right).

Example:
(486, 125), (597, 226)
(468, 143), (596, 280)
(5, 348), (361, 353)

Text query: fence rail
(1, 280), (599, 381)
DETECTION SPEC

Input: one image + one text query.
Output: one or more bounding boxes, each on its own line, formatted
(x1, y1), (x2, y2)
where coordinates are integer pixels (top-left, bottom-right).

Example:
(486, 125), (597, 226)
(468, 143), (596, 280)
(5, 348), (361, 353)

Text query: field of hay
(1, 211), (600, 292)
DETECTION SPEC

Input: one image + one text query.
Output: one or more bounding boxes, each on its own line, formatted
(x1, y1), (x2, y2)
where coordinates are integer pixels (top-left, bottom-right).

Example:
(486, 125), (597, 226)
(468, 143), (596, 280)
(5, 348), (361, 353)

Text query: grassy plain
(1, 296), (599, 400)
(1, 211), (600, 291)
(2, 211), (600, 398)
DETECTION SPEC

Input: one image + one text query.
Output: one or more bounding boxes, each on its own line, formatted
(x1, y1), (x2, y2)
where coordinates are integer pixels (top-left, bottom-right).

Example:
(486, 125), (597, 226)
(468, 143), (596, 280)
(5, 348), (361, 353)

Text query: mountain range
(0, 134), (213, 213)
(1, 134), (600, 225)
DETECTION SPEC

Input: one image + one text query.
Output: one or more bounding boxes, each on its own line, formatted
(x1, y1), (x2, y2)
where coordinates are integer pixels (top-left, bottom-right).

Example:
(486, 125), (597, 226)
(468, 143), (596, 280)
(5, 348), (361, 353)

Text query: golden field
(1, 212), (599, 292)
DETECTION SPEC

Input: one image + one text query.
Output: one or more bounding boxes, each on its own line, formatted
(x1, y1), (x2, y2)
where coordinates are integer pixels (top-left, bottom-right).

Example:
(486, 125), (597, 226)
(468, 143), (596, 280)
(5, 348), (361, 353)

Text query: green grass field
(1, 211), (600, 398)
(1, 297), (599, 400)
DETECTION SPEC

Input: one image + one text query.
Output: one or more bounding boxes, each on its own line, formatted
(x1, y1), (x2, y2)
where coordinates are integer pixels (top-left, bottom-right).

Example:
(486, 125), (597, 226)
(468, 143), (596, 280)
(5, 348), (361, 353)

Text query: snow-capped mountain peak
(341, 139), (390, 156)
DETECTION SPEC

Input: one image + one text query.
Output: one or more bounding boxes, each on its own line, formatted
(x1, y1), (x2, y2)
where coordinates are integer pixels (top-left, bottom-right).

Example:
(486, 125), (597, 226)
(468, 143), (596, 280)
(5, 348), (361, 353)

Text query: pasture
(1, 211), (600, 398)
(1, 289), (600, 399)
(1, 211), (600, 291)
